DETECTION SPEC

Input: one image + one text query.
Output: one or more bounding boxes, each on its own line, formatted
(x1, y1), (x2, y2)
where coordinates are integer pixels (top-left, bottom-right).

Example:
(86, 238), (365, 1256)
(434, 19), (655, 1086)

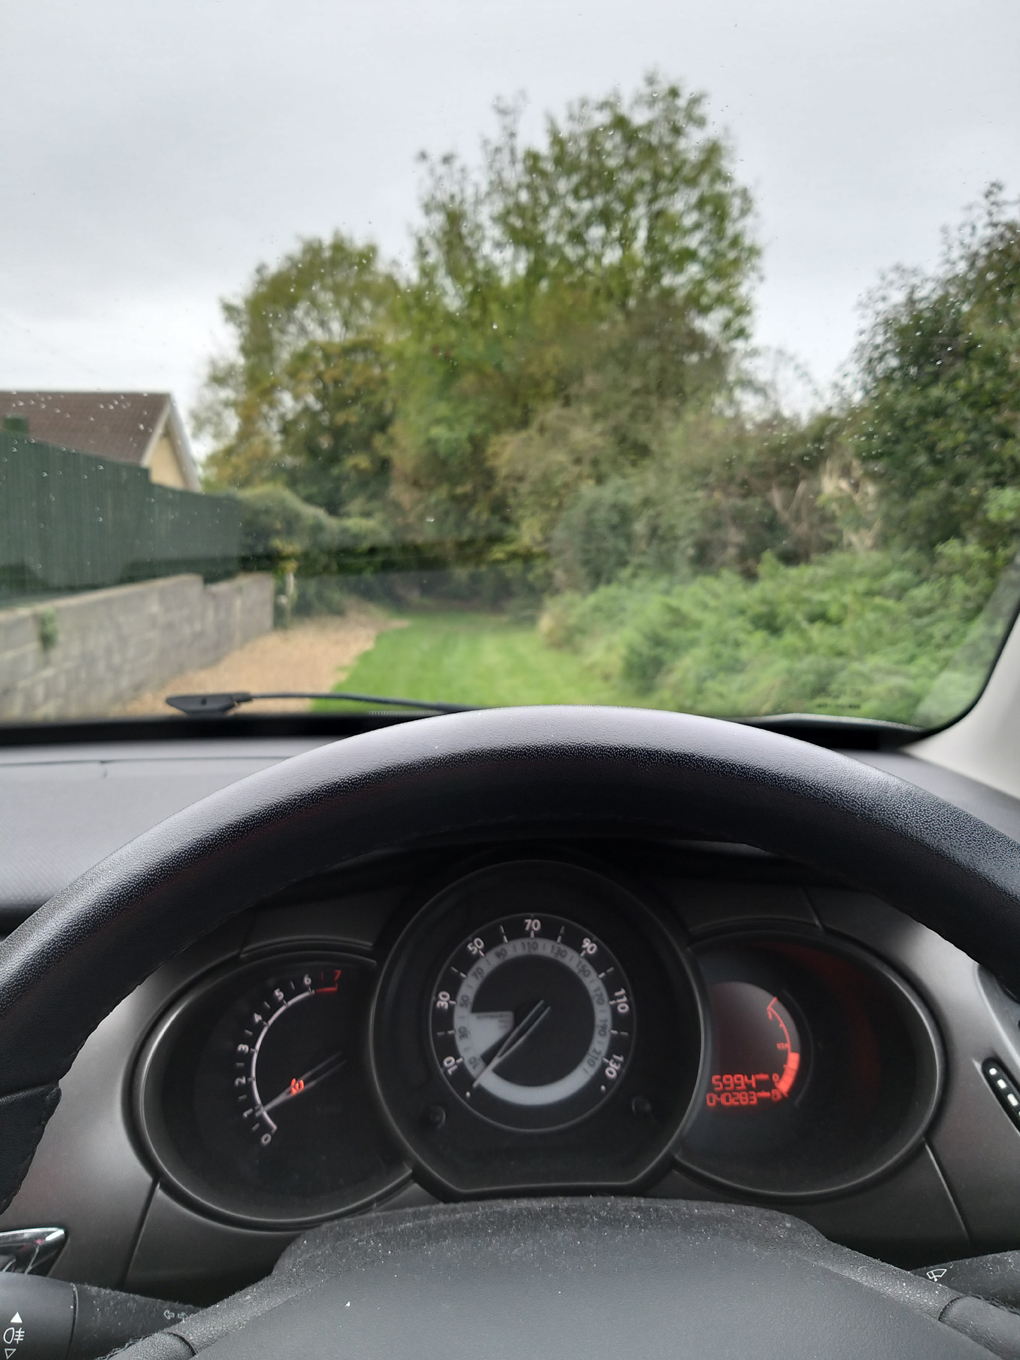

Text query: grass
(316, 610), (634, 710)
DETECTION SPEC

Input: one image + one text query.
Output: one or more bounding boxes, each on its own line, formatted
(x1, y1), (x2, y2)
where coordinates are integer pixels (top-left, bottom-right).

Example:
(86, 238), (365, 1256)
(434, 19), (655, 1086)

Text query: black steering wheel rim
(2, 704), (1020, 1217)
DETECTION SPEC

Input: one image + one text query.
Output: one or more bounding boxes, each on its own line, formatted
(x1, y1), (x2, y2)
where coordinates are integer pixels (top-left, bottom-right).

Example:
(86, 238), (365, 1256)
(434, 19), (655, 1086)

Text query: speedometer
(370, 858), (703, 1196)
(431, 915), (634, 1131)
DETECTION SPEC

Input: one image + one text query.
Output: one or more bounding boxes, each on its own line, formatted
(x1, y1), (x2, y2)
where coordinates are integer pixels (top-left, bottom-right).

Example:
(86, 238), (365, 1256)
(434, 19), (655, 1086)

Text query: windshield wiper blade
(165, 691), (477, 716)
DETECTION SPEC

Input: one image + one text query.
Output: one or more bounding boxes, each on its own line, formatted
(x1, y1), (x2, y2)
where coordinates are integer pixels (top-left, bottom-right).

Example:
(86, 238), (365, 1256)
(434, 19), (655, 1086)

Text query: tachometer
(135, 952), (408, 1227)
(234, 964), (353, 1147)
(431, 915), (634, 1131)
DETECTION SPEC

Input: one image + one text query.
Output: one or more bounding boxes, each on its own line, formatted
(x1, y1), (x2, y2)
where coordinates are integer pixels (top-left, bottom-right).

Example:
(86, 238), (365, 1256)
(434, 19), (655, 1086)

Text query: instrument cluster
(133, 855), (943, 1227)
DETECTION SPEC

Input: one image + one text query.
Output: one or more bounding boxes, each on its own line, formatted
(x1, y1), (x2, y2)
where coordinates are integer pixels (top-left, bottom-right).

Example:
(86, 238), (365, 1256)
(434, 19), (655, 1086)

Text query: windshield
(3, 3), (1018, 729)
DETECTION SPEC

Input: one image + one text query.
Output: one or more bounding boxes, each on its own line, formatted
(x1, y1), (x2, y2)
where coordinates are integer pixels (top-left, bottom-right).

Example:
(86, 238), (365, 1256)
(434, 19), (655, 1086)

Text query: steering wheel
(3, 707), (1020, 1360)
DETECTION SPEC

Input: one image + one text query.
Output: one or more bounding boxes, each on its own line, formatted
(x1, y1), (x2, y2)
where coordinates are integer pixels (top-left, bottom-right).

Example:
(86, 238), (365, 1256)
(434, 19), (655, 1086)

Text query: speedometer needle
(262, 1050), (348, 1114)
(472, 1000), (551, 1088)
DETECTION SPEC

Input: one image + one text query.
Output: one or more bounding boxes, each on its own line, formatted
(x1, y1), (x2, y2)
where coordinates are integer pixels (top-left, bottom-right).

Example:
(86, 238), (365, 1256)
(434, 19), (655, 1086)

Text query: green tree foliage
(545, 408), (849, 590)
(196, 73), (760, 564)
(199, 235), (395, 492)
(235, 484), (365, 570)
(529, 188), (1020, 726)
(854, 185), (1020, 557)
(394, 73), (758, 540)
(278, 338), (394, 518)
(191, 70), (1020, 727)
(233, 484), (386, 618)
(537, 185), (1020, 727)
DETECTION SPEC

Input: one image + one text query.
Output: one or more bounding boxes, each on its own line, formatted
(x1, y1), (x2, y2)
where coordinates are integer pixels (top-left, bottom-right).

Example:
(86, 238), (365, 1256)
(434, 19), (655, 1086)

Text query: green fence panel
(0, 432), (239, 593)
(130, 481), (242, 582)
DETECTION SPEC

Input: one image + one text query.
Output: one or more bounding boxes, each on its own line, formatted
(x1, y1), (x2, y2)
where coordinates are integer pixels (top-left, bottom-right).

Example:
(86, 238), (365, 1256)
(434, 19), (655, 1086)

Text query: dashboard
(133, 852), (940, 1222)
(5, 734), (1020, 1305)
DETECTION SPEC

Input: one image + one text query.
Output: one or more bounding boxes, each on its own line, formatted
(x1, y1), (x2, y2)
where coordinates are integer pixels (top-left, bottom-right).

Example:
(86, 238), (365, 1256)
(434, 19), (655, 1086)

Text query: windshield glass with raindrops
(2, 1), (1018, 729)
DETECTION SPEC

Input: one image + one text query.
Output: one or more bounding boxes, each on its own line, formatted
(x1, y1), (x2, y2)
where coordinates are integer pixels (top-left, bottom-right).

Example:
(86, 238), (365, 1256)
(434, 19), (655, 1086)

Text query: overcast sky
(2, 0), (1018, 441)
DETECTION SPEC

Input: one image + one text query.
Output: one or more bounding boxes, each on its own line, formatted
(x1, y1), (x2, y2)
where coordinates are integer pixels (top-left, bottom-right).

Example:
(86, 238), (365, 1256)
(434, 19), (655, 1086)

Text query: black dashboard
(133, 846), (941, 1221)
(4, 734), (1020, 1306)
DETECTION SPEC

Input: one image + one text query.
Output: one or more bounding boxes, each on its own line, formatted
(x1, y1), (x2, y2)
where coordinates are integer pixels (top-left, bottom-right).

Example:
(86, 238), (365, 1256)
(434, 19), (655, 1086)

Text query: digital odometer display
(676, 936), (943, 1199)
(705, 982), (801, 1111)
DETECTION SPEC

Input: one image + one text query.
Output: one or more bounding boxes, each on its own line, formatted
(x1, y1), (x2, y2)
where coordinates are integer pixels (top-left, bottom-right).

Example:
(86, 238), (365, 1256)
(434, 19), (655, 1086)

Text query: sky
(2, 0), (1018, 443)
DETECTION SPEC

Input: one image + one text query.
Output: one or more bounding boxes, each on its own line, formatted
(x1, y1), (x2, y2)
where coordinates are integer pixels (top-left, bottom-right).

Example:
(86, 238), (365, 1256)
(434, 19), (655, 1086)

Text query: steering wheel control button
(432, 914), (634, 1131)
(983, 1060), (1020, 1130)
(0, 1277), (73, 1360)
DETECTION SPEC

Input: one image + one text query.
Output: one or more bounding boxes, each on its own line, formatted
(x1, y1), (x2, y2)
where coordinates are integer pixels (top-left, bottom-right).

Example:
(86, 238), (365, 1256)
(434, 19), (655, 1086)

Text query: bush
(292, 576), (350, 617)
(236, 484), (359, 569)
(541, 547), (1004, 724)
(854, 186), (1020, 555)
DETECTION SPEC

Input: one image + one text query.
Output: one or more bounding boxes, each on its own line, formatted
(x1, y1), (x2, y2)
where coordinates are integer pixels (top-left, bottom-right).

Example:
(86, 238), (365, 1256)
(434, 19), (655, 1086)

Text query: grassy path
(321, 610), (634, 709)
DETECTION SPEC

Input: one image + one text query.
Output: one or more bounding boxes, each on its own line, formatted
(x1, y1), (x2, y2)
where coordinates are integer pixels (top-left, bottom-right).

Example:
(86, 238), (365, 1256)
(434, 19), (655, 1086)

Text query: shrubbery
(541, 546), (1006, 723)
(235, 484), (372, 570)
(233, 484), (379, 618)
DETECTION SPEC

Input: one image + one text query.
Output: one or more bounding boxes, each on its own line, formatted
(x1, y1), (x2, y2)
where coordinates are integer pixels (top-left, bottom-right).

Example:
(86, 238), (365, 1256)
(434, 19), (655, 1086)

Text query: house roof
(0, 391), (200, 490)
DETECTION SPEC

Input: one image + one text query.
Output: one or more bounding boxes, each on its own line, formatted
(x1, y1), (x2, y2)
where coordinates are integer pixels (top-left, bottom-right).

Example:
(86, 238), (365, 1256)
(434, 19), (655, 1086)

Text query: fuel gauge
(675, 934), (942, 1199)
(704, 982), (802, 1112)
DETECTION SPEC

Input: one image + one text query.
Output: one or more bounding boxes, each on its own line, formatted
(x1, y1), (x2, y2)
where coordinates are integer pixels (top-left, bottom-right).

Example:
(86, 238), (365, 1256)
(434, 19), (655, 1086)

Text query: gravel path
(118, 605), (407, 716)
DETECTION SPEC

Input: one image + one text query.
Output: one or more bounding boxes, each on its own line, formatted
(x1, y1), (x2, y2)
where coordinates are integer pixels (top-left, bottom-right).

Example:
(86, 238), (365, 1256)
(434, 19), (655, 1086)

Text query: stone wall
(0, 574), (274, 720)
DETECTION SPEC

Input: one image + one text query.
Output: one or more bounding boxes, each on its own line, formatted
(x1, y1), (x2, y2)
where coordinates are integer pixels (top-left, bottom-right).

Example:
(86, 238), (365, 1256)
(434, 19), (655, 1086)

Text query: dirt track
(118, 605), (406, 716)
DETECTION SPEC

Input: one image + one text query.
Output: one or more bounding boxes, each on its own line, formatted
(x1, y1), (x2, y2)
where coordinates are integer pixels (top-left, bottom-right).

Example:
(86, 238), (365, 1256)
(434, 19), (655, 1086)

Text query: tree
(544, 407), (847, 591)
(415, 73), (757, 333)
(853, 185), (1020, 557)
(279, 338), (394, 519)
(194, 74), (760, 568)
(198, 235), (396, 493)
(388, 73), (759, 541)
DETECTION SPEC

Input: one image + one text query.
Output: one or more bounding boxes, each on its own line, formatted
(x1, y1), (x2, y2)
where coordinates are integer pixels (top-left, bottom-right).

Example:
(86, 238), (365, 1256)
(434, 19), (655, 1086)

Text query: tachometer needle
(472, 1001), (551, 1088)
(262, 1050), (348, 1114)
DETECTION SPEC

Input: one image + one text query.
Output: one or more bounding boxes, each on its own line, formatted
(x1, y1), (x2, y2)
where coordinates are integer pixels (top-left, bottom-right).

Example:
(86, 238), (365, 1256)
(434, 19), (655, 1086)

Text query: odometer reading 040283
(431, 915), (634, 1131)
